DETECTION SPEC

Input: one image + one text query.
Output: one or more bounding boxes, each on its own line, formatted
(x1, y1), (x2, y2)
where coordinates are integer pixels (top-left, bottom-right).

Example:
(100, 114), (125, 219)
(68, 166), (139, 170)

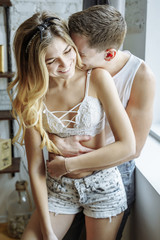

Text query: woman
(8, 11), (135, 240)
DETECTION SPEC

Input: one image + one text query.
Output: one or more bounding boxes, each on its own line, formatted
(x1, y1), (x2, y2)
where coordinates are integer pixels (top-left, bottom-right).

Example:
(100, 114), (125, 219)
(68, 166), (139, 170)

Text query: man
(47, 5), (155, 240)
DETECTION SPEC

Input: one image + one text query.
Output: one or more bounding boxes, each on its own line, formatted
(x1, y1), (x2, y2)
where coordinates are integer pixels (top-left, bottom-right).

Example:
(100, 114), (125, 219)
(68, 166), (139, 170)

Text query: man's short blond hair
(68, 4), (127, 51)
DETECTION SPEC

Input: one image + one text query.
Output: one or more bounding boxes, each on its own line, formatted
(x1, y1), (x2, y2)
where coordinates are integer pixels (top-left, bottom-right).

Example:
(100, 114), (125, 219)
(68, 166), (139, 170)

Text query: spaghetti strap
(84, 69), (92, 97)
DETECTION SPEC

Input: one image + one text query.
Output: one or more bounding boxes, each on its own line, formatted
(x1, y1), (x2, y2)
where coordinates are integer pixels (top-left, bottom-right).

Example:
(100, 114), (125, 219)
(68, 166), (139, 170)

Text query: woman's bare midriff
(65, 171), (94, 179)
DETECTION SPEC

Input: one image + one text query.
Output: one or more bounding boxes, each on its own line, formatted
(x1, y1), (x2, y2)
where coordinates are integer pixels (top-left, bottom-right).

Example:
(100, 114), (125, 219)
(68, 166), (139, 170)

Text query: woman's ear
(104, 49), (117, 61)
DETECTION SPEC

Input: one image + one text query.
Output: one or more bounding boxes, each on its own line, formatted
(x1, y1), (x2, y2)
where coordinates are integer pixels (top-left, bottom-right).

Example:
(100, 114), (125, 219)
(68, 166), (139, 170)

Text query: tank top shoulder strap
(85, 69), (92, 97)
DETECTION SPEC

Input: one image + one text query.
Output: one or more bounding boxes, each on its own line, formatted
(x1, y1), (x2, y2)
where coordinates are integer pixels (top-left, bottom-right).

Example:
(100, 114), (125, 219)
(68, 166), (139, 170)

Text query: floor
(0, 223), (18, 240)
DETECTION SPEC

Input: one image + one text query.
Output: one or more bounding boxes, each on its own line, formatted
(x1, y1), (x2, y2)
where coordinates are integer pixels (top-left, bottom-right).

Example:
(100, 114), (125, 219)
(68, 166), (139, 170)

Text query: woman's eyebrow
(45, 45), (70, 62)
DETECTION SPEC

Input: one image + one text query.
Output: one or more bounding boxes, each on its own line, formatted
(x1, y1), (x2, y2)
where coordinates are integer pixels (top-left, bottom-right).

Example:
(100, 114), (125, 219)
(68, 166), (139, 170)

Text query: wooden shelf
(0, 110), (13, 120)
(0, 0), (20, 178)
(0, 72), (15, 78)
(0, 0), (12, 7)
(0, 157), (20, 174)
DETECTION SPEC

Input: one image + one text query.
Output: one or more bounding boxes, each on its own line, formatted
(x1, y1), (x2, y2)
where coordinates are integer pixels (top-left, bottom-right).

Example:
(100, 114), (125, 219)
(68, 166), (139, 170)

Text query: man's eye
(80, 53), (86, 58)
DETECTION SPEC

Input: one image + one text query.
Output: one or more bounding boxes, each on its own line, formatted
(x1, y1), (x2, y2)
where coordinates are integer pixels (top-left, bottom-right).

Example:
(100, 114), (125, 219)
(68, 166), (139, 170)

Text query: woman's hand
(47, 156), (67, 178)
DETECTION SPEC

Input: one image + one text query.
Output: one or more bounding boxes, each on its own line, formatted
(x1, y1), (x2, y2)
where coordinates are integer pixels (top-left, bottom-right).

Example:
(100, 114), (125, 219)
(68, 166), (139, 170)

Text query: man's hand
(48, 133), (93, 157)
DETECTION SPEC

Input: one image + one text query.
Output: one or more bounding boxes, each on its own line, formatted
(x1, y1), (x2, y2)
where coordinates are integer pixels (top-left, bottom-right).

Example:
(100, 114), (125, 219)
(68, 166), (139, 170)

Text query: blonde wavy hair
(8, 11), (82, 154)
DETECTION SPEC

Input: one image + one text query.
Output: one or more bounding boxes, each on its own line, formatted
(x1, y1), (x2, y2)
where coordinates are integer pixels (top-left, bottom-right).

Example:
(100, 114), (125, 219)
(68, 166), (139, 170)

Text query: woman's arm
(48, 69), (136, 178)
(25, 127), (57, 239)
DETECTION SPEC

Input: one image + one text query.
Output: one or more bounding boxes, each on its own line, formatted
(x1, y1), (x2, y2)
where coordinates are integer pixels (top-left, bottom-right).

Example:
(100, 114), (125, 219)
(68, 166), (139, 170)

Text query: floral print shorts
(47, 167), (127, 219)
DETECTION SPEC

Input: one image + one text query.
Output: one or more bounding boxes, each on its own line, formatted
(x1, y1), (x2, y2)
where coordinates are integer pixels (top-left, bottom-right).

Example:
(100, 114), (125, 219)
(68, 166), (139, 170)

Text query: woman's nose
(59, 57), (68, 68)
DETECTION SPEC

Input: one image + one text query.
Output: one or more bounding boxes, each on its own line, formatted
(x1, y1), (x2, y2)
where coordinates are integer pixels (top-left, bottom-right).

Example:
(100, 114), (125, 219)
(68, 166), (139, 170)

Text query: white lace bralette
(42, 70), (105, 137)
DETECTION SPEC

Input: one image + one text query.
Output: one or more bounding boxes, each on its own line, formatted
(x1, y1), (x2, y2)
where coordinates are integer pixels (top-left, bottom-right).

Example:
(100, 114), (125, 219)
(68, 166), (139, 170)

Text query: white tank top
(105, 51), (143, 145)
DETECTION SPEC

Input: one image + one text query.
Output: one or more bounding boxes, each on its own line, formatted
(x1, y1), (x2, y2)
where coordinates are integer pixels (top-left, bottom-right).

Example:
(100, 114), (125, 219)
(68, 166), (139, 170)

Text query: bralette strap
(85, 69), (92, 97)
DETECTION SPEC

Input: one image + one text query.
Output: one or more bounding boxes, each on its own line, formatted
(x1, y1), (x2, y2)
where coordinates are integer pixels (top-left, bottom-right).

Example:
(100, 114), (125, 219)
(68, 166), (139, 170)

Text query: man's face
(71, 33), (105, 70)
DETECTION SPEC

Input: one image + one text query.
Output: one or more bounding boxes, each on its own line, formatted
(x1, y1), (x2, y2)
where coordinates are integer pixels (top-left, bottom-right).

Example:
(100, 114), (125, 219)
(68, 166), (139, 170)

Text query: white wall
(123, 0), (147, 60)
(0, 0), (82, 222)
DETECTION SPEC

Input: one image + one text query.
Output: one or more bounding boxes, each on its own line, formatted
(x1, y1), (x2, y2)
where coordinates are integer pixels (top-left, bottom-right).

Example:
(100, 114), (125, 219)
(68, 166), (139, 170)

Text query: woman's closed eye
(46, 59), (56, 65)
(64, 47), (72, 55)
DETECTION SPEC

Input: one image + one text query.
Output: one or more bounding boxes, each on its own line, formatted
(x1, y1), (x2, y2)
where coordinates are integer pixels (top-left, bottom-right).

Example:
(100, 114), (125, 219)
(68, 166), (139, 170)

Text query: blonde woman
(8, 11), (135, 240)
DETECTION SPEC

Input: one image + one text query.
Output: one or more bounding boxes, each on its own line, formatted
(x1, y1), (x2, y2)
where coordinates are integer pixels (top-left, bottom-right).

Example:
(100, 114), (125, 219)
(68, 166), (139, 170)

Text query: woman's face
(45, 36), (77, 80)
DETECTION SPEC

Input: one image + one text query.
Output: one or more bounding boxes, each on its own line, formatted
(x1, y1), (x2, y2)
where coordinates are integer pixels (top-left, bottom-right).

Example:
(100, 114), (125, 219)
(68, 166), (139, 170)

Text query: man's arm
(102, 62), (156, 169)
(48, 133), (93, 157)
(125, 62), (155, 159)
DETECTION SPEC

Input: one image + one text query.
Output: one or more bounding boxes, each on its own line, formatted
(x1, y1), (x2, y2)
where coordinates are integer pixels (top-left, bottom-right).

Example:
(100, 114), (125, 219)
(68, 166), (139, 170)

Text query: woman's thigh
(21, 209), (75, 240)
(85, 212), (124, 240)
(50, 212), (75, 239)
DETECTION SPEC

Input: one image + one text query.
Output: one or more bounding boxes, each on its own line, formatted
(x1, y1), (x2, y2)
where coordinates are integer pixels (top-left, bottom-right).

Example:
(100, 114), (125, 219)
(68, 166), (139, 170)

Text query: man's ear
(104, 49), (117, 61)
